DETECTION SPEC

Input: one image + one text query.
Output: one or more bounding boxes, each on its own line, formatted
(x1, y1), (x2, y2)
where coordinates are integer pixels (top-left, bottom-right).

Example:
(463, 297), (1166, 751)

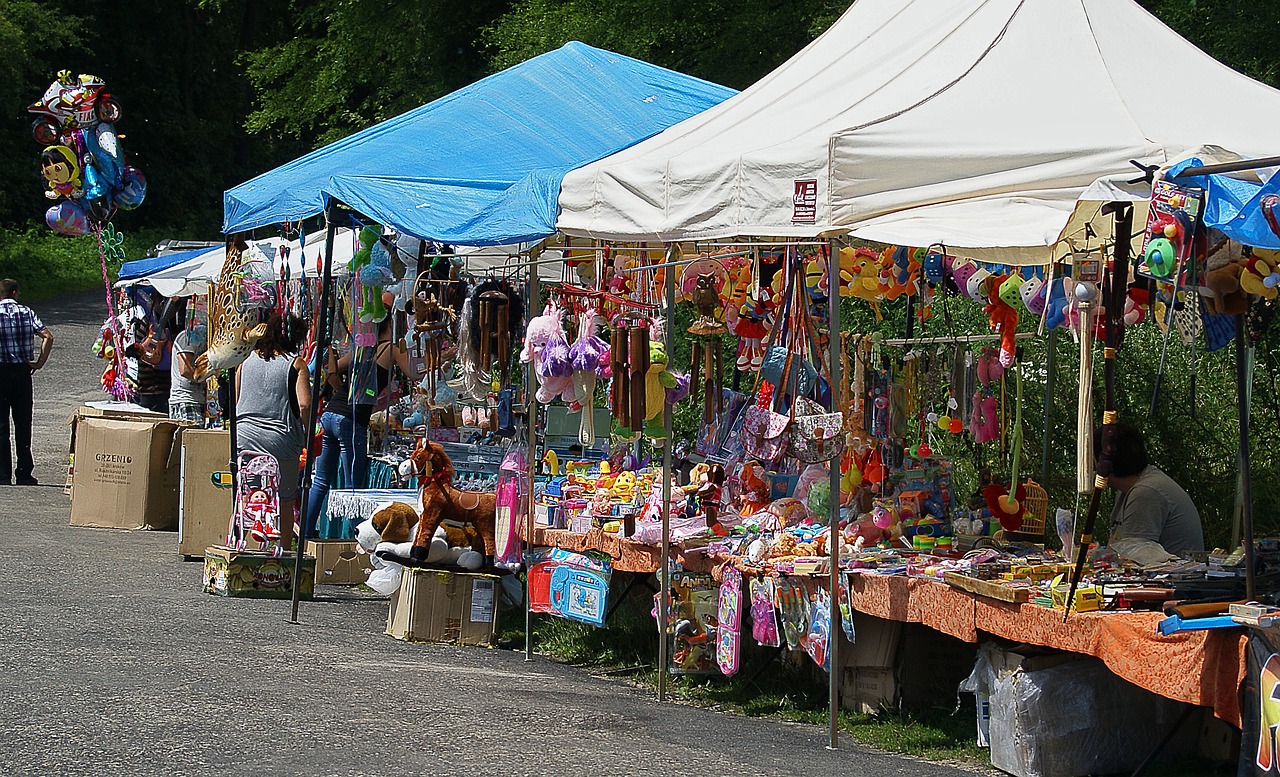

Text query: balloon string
(94, 224), (131, 401)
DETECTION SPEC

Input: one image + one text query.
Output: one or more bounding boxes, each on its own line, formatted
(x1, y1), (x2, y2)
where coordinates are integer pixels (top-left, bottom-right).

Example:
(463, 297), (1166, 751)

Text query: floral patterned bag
(742, 404), (790, 463)
(790, 396), (845, 463)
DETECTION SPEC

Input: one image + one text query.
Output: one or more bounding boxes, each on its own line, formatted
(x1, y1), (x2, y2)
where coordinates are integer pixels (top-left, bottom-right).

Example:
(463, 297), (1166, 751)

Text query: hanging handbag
(790, 396), (846, 463)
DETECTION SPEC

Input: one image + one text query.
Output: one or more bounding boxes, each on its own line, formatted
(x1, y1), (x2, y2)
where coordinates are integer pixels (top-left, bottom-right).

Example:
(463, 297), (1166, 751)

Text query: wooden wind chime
(413, 271), (457, 398)
(610, 320), (649, 434)
(478, 287), (510, 386)
(687, 272), (726, 425)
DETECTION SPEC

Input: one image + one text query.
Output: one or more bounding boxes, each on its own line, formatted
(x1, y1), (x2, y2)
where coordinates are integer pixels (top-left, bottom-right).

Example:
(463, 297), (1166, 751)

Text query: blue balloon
(84, 122), (123, 188)
(82, 162), (114, 224)
(46, 199), (90, 236)
(115, 166), (147, 210)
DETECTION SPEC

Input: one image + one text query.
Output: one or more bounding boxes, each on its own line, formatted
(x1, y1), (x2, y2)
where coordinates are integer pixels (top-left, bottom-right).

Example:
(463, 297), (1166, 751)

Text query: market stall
(542, 0), (1280, 761)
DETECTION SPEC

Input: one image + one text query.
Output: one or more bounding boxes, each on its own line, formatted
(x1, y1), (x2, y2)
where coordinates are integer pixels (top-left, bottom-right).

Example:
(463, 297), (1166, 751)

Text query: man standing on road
(0, 279), (53, 485)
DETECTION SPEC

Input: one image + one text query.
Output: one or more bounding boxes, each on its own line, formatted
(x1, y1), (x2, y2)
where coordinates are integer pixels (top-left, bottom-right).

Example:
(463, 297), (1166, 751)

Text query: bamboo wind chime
(688, 272), (727, 425)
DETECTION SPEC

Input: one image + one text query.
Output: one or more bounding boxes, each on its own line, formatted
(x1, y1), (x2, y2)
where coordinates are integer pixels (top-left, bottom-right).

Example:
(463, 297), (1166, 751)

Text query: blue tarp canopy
(223, 42), (735, 245)
(1169, 157), (1280, 250)
(118, 248), (213, 282)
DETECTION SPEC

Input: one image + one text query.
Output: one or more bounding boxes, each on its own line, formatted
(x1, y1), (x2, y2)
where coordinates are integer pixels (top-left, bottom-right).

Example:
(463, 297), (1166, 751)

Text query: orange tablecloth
(527, 528), (1245, 725)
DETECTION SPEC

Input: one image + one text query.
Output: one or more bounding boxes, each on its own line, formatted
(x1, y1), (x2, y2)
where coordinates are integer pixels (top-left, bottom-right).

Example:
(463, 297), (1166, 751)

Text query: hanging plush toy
(358, 240), (394, 323)
(642, 337), (678, 441)
(847, 247), (884, 318)
(567, 311), (607, 444)
(984, 274), (1020, 367)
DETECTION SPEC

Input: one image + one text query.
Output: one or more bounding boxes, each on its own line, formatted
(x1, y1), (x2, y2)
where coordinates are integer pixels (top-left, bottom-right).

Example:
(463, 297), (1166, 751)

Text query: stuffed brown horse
(407, 439), (497, 565)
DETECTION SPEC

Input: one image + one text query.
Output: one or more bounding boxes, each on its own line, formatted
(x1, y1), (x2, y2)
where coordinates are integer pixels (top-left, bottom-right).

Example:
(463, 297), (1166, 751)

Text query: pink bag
(741, 404), (790, 463)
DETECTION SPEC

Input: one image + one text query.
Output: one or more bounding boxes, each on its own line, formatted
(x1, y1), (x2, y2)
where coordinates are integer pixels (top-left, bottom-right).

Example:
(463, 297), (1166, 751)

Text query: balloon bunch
(29, 71), (146, 235)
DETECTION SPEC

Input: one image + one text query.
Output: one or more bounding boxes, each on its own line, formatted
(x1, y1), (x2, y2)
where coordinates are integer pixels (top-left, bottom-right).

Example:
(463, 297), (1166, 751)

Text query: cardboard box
(202, 546), (315, 599)
(841, 666), (897, 713)
(387, 568), (500, 646)
(843, 613), (902, 668)
(306, 539), (373, 586)
(70, 415), (185, 530)
(179, 428), (233, 558)
(896, 624), (977, 709)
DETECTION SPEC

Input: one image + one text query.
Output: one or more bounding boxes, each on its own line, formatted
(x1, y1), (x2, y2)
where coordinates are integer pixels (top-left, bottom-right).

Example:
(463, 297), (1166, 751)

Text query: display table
(323, 488), (418, 521)
(528, 525), (1246, 726)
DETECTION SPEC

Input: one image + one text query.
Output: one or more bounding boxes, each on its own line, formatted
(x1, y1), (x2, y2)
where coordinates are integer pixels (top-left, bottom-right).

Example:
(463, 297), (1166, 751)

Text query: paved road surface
(0, 292), (982, 776)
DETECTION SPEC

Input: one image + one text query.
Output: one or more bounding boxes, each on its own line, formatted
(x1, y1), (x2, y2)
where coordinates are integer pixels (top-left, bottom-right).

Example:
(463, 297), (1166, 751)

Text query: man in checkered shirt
(0, 279), (53, 485)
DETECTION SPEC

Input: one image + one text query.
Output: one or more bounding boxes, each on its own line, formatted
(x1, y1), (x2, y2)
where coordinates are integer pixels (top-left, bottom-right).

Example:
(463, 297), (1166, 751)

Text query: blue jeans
(304, 411), (368, 536)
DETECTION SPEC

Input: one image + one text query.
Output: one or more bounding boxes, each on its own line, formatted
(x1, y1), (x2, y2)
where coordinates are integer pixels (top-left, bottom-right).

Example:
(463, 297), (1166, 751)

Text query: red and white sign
(792, 179), (818, 224)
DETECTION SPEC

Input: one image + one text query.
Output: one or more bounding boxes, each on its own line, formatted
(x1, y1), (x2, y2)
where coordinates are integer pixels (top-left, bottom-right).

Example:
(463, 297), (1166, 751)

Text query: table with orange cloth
(528, 527), (1246, 726)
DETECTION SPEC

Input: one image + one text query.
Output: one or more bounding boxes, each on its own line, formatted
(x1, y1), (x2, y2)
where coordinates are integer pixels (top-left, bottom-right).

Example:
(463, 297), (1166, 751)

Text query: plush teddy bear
(1203, 260), (1248, 315)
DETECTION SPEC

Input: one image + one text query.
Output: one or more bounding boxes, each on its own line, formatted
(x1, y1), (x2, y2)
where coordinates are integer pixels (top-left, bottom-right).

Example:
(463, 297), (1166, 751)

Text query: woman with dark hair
(235, 313), (310, 550)
(303, 314), (410, 536)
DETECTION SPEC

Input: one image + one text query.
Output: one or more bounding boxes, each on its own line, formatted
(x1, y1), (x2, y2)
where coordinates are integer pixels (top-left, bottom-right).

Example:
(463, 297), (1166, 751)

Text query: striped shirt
(0, 299), (45, 364)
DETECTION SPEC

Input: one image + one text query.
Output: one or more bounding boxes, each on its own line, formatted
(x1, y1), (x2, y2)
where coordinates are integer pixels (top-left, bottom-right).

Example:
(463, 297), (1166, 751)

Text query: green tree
(242, 0), (508, 145)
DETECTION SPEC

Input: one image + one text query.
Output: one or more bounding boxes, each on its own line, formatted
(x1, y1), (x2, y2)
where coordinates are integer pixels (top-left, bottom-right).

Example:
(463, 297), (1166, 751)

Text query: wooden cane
(1065, 203), (1132, 621)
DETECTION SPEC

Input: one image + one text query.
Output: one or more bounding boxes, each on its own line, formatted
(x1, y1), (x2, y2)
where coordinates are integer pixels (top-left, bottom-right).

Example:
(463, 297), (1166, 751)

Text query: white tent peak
(557, 0), (1280, 262)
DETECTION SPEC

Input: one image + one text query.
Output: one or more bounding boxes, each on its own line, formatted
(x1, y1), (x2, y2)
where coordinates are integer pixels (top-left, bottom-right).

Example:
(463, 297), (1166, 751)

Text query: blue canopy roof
(118, 247), (213, 281)
(1169, 157), (1280, 250)
(223, 42), (735, 245)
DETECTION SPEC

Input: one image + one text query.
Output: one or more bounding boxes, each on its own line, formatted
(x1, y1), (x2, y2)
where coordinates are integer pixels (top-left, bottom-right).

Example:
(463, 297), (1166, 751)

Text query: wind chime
(413, 270), (457, 399)
(610, 319), (649, 434)
(686, 267), (727, 425)
(478, 287), (510, 386)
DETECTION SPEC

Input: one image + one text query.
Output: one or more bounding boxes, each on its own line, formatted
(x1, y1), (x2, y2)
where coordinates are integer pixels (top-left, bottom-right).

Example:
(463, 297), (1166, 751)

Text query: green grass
(503, 582), (987, 764)
(0, 225), (174, 301)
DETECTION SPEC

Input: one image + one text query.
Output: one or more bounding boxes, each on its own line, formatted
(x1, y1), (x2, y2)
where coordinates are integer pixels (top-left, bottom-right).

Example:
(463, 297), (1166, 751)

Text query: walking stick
(1065, 202), (1132, 621)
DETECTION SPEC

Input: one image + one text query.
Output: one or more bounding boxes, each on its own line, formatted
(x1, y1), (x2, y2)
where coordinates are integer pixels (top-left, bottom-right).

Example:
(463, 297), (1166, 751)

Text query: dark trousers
(0, 364), (34, 480)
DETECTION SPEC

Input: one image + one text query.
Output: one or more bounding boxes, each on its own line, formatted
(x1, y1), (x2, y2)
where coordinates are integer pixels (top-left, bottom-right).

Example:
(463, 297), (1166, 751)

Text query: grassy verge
(0, 225), (175, 301)
(502, 583), (1239, 773)
(503, 582), (987, 764)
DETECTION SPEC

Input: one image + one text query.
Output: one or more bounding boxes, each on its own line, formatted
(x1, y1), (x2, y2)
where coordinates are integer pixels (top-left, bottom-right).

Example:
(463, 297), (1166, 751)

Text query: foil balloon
(115, 166), (147, 210)
(81, 162), (114, 224)
(85, 123), (123, 187)
(46, 199), (90, 236)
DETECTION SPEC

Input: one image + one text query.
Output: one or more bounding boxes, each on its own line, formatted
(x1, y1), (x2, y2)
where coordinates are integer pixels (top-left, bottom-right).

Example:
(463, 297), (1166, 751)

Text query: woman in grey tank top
(235, 313), (311, 550)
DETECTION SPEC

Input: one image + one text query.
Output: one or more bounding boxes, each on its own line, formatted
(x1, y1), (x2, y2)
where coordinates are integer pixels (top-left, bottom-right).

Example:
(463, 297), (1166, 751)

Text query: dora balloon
(40, 145), (82, 200)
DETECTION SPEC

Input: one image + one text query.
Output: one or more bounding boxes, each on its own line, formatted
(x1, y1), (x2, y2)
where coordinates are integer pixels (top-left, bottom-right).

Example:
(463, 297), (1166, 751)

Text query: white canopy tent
(118, 229), (358, 297)
(557, 0), (1280, 263)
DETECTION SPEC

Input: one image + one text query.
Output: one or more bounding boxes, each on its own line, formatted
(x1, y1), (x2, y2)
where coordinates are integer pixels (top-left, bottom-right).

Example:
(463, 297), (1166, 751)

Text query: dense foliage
(1, 0), (1277, 545)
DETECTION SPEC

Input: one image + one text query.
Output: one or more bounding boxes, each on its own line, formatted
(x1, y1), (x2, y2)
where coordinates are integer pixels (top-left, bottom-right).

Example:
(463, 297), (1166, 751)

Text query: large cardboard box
(843, 612), (902, 668)
(841, 666), (897, 714)
(70, 415), (185, 530)
(179, 428), (233, 558)
(387, 568), (499, 646)
(306, 539), (373, 586)
(202, 546), (315, 599)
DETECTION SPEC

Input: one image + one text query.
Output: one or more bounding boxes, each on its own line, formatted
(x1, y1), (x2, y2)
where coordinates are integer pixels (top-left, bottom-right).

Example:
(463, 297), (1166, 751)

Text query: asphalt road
(0, 291), (982, 777)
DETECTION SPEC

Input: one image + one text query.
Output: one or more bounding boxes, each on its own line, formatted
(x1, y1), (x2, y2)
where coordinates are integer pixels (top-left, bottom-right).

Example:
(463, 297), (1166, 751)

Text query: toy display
(229, 451), (282, 556)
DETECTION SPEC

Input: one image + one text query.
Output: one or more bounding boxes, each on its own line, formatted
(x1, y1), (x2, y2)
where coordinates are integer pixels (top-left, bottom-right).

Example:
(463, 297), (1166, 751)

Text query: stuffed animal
(879, 245), (921, 300)
(847, 247), (885, 318)
(521, 303), (576, 404)
(1203, 260), (1248, 315)
(1044, 276), (1072, 330)
(406, 439), (498, 567)
(642, 339), (678, 440)
(736, 460), (771, 517)
(1241, 251), (1280, 299)
(358, 239), (394, 323)
(985, 275), (1020, 366)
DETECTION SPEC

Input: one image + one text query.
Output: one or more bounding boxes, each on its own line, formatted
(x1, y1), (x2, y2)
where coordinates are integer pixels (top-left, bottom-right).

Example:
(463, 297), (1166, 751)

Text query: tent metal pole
(1236, 315), (1257, 601)
(658, 243), (676, 701)
(1174, 155), (1280, 178)
(526, 253), (540, 662)
(827, 241), (842, 750)
(289, 202), (340, 623)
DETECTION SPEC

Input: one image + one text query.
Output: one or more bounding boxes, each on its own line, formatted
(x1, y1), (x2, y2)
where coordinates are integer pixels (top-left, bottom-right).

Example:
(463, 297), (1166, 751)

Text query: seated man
(1103, 422), (1204, 557)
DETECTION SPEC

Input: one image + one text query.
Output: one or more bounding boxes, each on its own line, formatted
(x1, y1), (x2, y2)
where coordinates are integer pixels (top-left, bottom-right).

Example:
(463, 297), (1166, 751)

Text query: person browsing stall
(303, 314), (411, 536)
(1102, 422), (1204, 557)
(0, 279), (52, 485)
